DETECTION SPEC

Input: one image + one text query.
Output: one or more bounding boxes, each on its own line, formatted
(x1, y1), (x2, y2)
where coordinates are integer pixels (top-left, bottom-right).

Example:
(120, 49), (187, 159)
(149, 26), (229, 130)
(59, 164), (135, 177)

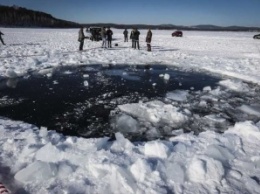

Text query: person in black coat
(106, 27), (113, 48)
(130, 28), (135, 48)
(0, 31), (6, 45)
(133, 28), (140, 50)
(123, 29), (128, 42)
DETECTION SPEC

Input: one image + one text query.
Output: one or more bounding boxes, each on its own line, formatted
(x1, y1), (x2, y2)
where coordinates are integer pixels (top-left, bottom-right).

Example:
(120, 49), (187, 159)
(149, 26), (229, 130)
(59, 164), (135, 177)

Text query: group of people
(128, 28), (152, 51)
(78, 27), (152, 51)
(0, 30), (6, 45)
(100, 27), (113, 48)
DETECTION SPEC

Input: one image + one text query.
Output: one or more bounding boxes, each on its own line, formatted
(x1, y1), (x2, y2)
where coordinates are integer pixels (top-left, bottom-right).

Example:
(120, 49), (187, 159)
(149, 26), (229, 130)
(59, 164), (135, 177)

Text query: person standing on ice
(106, 27), (113, 48)
(101, 27), (107, 48)
(0, 30), (6, 45)
(133, 28), (140, 50)
(123, 29), (128, 42)
(130, 28), (135, 48)
(146, 29), (152, 51)
(78, 27), (86, 51)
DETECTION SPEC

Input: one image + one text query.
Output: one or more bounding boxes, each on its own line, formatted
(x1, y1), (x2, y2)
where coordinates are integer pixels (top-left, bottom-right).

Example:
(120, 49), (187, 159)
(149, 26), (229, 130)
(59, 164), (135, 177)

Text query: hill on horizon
(0, 5), (80, 28)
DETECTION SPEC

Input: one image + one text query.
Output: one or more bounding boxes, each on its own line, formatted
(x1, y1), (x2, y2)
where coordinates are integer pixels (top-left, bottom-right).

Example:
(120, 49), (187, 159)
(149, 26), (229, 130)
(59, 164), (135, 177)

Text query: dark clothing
(133, 30), (140, 40)
(123, 30), (128, 42)
(146, 30), (152, 51)
(130, 30), (134, 48)
(78, 28), (85, 51)
(0, 31), (5, 45)
(106, 29), (113, 48)
(133, 30), (140, 49)
(146, 30), (152, 43)
(79, 41), (84, 51)
(134, 40), (140, 50)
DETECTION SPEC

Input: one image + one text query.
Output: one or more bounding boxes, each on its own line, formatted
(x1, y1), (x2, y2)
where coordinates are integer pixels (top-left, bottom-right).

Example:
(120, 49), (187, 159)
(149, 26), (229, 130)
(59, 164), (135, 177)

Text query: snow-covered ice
(1, 118), (260, 193)
(0, 28), (260, 193)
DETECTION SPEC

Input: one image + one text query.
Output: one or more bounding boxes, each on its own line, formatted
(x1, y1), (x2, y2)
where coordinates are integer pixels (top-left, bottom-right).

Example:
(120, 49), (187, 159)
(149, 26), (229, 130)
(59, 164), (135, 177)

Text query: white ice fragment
(164, 162), (185, 183)
(187, 157), (224, 183)
(130, 158), (152, 182)
(219, 79), (250, 92)
(203, 86), (212, 91)
(205, 144), (235, 164)
(38, 68), (53, 76)
(173, 142), (188, 152)
(84, 81), (89, 87)
(35, 142), (61, 162)
(238, 105), (260, 117)
(171, 129), (184, 136)
(57, 163), (74, 178)
(39, 126), (48, 137)
(184, 109), (191, 115)
(110, 132), (134, 152)
(144, 141), (170, 159)
(118, 101), (188, 127)
(228, 170), (242, 179)
(198, 100), (207, 107)
(145, 127), (161, 138)
(159, 74), (164, 77)
(83, 74), (89, 78)
(152, 83), (156, 86)
(63, 70), (73, 75)
(204, 114), (226, 123)
(115, 114), (139, 133)
(166, 90), (188, 102)
(163, 73), (170, 80)
(15, 161), (57, 184)
(226, 121), (260, 140)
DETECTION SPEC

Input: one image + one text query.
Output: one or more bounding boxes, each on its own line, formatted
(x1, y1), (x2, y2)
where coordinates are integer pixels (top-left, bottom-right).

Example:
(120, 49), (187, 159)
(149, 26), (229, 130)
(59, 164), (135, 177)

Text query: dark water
(0, 64), (222, 138)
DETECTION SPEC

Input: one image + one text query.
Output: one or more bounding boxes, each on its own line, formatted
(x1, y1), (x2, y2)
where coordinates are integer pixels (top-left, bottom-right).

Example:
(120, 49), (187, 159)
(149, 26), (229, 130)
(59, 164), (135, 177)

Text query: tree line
(0, 5), (80, 28)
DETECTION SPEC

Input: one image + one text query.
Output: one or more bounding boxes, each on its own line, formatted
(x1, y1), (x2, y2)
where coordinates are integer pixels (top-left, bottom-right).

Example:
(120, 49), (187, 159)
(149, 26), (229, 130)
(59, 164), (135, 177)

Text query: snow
(0, 28), (260, 193)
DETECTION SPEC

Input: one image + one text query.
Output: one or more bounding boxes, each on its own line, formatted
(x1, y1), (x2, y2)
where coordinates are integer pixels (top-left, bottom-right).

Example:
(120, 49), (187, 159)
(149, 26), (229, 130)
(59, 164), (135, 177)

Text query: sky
(1, 0), (260, 27)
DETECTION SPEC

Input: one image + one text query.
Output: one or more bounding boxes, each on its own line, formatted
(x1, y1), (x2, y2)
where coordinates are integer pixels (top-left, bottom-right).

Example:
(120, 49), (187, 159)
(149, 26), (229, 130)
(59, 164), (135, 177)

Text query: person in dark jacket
(146, 29), (152, 51)
(0, 31), (6, 45)
(78, 27), (86, 51)
(133, 28), (140, 50)
(123, 29), (128, 42)
(130, 28), (135, 48)
(106, 27), (113, 48)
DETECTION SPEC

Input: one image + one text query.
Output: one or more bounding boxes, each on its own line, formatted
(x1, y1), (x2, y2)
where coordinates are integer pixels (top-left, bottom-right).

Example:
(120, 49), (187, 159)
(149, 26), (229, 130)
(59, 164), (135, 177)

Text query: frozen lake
(1, 29), (260, 194)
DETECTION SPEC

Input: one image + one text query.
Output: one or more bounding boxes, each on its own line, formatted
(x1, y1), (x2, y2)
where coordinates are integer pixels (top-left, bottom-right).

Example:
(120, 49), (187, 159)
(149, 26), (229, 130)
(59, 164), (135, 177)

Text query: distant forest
(0, 5), (80, 28)
(0, 5), (260, 31)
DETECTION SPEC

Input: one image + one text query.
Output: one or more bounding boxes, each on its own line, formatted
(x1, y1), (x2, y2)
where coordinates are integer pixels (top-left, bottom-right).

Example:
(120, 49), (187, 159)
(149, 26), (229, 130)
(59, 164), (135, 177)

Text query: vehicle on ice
(172, 30), (183, 37)
(253, 34), (260, 39)
(86, 27), (102, 41)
